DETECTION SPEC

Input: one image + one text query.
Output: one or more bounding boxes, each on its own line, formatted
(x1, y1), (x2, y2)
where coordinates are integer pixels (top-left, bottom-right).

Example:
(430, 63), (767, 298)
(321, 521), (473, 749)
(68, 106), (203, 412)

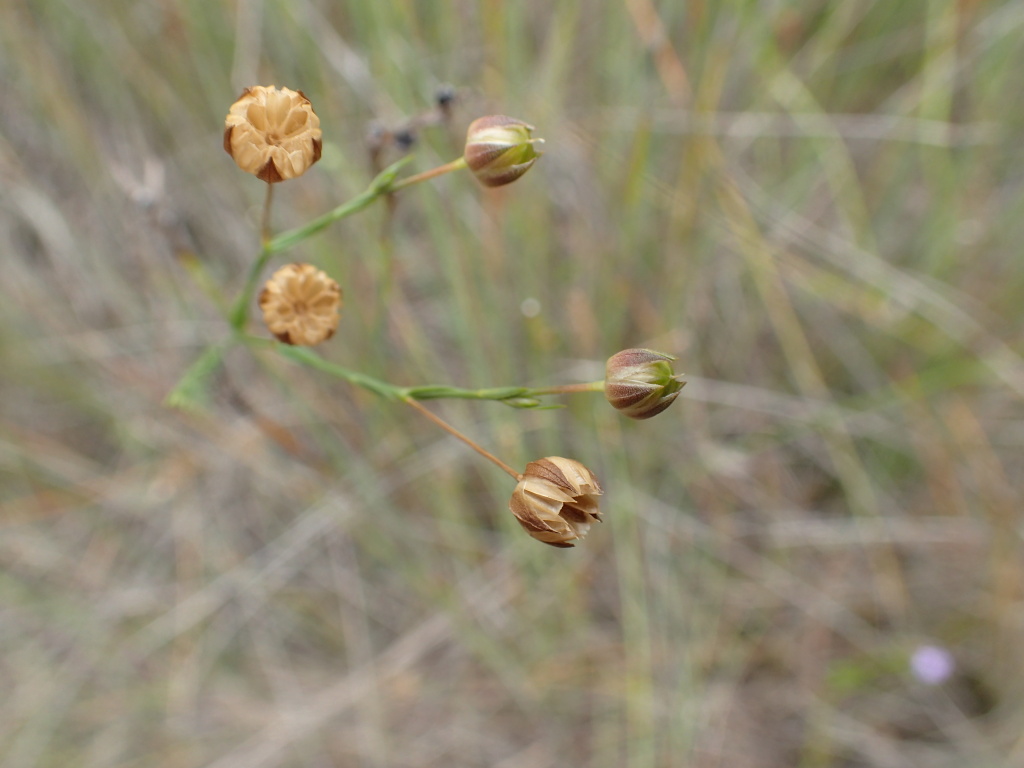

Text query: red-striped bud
(463, 115), (543, 187)
(604, 349), (685, 420)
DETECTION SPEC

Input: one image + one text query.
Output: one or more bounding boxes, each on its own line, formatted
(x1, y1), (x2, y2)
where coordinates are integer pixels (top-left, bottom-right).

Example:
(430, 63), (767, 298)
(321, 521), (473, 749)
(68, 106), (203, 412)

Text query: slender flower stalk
(260, 183), (275, 245)
(262, 153), (472, 254)
(265, 157), (412, 253)
(404, 397), (522, 480)
(243, 336), (623, 409)
(528, 381), (605, 396)
(242, 335), (681, 421)
(230, 244), (276, 331)
(165, 342), (230, 410)
(221, 134), (537, 334)
(387, 156), (468, 193)
(226, 157), (409, 332)
(402, 385), (532, 402)
(264, 340), (400, 401)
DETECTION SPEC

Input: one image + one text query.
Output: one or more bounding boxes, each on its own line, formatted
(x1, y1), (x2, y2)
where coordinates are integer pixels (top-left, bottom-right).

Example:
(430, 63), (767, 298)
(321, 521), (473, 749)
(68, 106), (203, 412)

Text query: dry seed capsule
(224, 85), (322, 183)
(509, 457), (602, 548)
(259, 263), (341, 346)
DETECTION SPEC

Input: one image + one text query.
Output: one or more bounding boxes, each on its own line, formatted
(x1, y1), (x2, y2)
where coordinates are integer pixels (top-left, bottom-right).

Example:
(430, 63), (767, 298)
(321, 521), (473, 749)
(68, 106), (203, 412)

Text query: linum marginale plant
(169, 83), (686, 548)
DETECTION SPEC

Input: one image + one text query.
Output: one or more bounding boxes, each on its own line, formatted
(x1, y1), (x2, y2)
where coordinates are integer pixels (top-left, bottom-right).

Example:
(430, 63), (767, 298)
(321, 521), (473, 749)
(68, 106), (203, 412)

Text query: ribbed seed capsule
(258, 264), (341, 346)
(509, 457), (603, 548)
(224, 85), (322, 183)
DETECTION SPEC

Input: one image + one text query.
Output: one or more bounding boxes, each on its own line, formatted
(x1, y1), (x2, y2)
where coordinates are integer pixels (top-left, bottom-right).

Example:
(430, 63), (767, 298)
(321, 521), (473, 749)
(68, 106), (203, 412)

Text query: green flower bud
(463, 115), (544, 187)
(604, 348), (686, 420)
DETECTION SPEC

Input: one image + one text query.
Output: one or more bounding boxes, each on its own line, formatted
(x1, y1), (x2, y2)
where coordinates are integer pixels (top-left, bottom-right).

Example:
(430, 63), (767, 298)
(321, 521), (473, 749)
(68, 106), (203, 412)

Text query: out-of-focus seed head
(393, 128), (417, 150)
(224, 86), (322, 183)
(258, 263), (341, 346)
(604, 348), (686, 420)
(463, 115), (544, 187)
(435, 84), (457, 111)
(509, 457), (603, 548)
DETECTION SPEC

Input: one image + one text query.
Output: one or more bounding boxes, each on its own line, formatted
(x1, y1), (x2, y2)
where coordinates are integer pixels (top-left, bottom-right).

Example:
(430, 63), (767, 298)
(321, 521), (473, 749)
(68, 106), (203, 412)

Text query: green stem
(229, 155), (469, 332)
(165, 342), (229, 410)
(229, 244), (274, 331)
(267, 184), (386, 254)
(229, 164), (404, 332)
(260, 182), (274, 245)
(262, 341), (402, 401)
(528, 381), (605, 396)
(242, 337), (603, 407)
(401, 385), (532, 401)
(265, 155), (418, 254)
(387, 156), (468, 193)
(174, 153), (484, 411)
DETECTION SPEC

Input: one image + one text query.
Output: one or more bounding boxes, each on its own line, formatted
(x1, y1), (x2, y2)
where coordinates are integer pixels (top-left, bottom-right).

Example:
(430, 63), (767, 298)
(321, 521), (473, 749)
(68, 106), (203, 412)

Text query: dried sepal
(258, 263), (341, 346)
(509, 457), (603, 548)
(224, 85), (322, 183)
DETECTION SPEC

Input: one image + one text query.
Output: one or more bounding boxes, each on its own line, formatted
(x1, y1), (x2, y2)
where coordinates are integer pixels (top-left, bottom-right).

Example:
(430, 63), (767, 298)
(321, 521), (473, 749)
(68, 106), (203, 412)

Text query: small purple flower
(910, 645), (955, 685)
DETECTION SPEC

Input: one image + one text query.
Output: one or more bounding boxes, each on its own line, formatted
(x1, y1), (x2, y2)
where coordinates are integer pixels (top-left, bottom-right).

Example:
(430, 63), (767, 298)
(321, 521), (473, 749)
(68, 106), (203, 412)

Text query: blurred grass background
(2, 0), (1024, 765)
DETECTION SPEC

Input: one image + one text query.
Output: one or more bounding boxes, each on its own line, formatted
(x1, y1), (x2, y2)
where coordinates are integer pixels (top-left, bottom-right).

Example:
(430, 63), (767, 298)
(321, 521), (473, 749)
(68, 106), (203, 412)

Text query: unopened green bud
(604, 349), (686, 420)
(463, 115), (544, 187)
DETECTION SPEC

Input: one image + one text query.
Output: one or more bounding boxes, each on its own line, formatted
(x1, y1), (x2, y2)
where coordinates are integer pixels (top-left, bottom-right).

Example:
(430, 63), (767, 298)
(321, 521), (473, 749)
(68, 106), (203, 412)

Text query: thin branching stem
(247, 338), (400, 400)
(528, 381), (605, 396)
(229, 244), (274, 331)
(174, 153), (537, 409)
(260, 182), (274, 245)
(403, 397), (523, 481)
(227, 155), (469, 332)
(387, 156), (468, 192)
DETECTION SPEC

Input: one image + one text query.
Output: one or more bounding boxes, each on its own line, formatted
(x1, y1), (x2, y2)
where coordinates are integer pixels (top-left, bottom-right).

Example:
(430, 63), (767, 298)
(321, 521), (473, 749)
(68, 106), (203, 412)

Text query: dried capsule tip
(604, 348), (686, 420)
(509, 457), (603, 548)
(463, 115), (544, 187)
(258, 263), (341, 346)
(224, 85), (323, 182)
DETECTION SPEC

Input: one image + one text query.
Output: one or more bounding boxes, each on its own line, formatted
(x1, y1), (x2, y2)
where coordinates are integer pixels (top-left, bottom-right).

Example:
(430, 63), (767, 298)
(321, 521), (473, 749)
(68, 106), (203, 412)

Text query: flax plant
(169, 85), (684, 548)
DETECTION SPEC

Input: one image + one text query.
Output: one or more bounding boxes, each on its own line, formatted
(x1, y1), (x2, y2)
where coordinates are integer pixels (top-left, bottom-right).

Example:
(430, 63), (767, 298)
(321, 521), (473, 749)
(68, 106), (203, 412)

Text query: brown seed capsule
(604, 348), (686, 420)
(224, 86), (322, 183)
(509, 457), (603, 548)
(463, 115), (544, 187)
(258, 264), (341, 346)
